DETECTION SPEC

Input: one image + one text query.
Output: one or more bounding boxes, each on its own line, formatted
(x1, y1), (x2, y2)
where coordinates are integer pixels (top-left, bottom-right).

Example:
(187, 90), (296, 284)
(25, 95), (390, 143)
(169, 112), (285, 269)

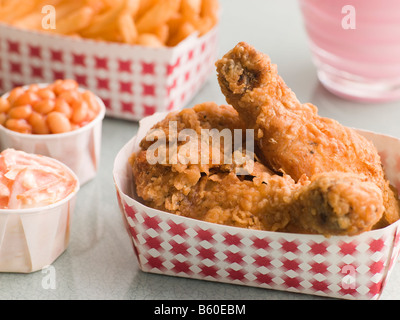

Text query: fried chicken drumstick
(216, 42), (400, 228)
(131, 103), (385, 235)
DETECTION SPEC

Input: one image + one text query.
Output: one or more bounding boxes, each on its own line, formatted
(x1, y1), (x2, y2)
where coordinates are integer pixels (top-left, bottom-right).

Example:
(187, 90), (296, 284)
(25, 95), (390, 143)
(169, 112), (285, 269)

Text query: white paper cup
(0, 156), (79, 273)
(0, 85), (106, 185)
(113, 112), (400, 300)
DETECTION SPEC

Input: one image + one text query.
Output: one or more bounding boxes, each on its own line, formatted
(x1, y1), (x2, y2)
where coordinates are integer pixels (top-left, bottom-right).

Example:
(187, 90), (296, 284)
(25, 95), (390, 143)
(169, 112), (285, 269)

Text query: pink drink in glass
(299, 0), (400, 102)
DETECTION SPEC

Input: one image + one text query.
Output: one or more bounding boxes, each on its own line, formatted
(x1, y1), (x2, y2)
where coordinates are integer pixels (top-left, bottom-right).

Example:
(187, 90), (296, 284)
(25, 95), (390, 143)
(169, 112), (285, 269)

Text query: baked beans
(0, 80), (102, 134)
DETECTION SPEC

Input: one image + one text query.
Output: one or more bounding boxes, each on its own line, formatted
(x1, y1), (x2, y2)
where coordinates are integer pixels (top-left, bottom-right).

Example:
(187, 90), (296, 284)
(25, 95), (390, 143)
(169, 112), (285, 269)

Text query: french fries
(118, 12), (138, 44)
(136, 0), (180, 33)
(50, 6), (95, 35)
(0, 0), (219, 47)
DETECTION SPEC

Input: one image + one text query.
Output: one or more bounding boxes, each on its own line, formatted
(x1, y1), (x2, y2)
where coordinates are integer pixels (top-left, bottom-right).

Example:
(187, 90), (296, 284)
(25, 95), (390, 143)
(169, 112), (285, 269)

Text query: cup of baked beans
(0, 80), (106, 185)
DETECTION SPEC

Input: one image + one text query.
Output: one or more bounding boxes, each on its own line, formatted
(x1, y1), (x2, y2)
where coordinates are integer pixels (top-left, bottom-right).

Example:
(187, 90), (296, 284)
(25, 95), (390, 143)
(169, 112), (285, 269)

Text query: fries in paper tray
(0, 0), (219, 121)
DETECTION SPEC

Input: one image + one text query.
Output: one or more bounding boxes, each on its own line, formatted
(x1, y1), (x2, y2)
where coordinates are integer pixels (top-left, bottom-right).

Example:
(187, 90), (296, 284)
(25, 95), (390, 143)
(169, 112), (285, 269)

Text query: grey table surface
(1, 0), (400, 300)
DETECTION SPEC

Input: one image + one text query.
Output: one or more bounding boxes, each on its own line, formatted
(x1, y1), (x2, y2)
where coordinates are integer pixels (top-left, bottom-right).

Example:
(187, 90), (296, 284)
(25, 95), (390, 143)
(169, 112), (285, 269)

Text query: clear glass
(299, 0), (400, 102)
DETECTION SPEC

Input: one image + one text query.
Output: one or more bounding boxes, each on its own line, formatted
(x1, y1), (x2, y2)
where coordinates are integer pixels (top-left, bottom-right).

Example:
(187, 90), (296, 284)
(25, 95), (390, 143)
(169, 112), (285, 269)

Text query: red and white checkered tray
(113, 112), (400, 300)
(0, 23), (218, 121)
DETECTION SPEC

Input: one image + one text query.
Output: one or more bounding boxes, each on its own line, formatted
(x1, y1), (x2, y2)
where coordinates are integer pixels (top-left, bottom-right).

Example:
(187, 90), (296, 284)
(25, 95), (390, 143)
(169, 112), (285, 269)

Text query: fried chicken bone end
(216, 42), (400, 230)
(131, 103), (387, 236)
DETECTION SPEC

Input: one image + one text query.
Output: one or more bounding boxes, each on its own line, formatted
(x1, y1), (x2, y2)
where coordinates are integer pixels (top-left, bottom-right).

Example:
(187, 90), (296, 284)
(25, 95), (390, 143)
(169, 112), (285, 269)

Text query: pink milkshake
(299, 0), (400, 102)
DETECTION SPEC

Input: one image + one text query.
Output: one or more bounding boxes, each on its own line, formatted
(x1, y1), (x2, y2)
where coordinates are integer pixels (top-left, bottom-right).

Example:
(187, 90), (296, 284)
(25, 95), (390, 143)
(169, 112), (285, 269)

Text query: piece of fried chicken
(216, 42), (400, 228)
(131, 102), (385, 235)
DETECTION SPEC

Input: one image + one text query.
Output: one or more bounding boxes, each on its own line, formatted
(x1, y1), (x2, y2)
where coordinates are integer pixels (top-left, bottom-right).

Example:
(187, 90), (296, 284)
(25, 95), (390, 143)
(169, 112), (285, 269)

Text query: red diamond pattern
(308, 241), (329, 256)
(223, 233), (243, 247)
(310, 280), (330, 293)
(95, 56), (108, 70)
(120, 195), (400, 300)
(11, 62), (21, 74)
(171, 259), (192, 275)
(123, 203), (138, 241)
(124, 203), (137, 221)
(146, 256), (166, 271)
(119, 81), (133, 94)
(224, 251), (245, 265)
(282, 275), (302, 289)
(197, 246), (218, 262)
(199, 264), (219, 279)
(52, 70), (65, 80)
(73, 53), (86, 66)
(101, 97), (111, 110)
(368, 281), (383, 297)
(251, 237), (271, 250)
(339, 284), (358, 297)
(143, 105), (156, 116)
(142, 62), (155, 75)
(96, 77), (110, 90)
(188, 49), (194, 60)
(227, 268), (247, 281)
(252, 254), (272, 268)
(121, 102), (134, 113)
(143, 234), (163, 250)
(167, 221), (188, 238)
(369, 260), (385, 274)
(8, 40), (20, 53)
(167, 57), (181, 75)
(369, 238), (385, 253)
(169, 240), (190, 257)
(195, 228), (215, 243)
(167, 101), (175, 111)
(281, 258), (301, 272)
(280, 239), (301, 254)
(142, 84), (155, 96)
(167, 79), (177, 96)
(0, 23), (217, 120)
(339, 241), (358, 256)
(118, 59), (132, 73)
(309, 261), (330, 275)
(143, 215), (162, 232)
(254, 272), (273, 285)
(74, 74), (88, 87)
(51, 49), (63, 62)
(31, 65), (43, 78)
(185, 71), (191, 81)
(29, 45), (41, 58)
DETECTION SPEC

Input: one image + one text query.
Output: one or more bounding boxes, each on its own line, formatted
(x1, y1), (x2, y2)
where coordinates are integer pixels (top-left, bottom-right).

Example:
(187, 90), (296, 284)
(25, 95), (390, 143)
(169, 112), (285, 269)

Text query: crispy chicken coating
(216, 42), (400, 228)
(131, 102), (386, 235)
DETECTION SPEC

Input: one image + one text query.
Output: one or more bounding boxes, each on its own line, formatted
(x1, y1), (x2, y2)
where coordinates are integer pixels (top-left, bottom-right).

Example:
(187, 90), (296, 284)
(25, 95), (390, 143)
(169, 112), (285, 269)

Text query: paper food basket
(0, 23), (219, 121)
(113, 112), (400, 300)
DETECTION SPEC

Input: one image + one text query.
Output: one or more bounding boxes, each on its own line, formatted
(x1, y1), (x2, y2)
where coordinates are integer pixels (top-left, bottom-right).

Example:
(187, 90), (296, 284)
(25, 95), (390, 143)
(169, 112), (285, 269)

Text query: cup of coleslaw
(0, 148), (79, 273)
